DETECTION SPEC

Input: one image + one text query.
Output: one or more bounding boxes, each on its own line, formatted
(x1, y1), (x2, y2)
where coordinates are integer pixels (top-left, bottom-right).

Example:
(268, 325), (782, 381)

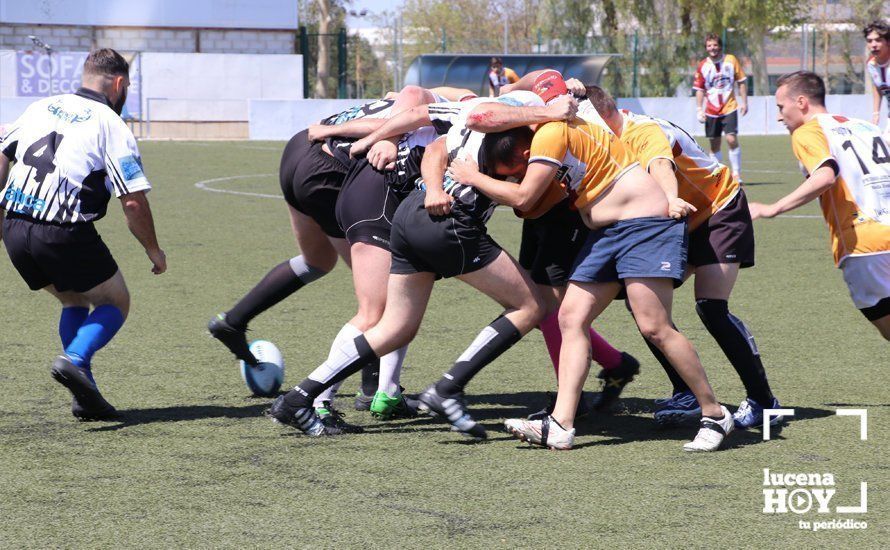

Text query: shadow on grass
(86, 402), (271, 432)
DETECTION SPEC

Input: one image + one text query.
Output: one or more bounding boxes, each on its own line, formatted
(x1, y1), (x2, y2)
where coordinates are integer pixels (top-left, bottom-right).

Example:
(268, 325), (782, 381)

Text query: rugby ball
(239, 340), (285, 397)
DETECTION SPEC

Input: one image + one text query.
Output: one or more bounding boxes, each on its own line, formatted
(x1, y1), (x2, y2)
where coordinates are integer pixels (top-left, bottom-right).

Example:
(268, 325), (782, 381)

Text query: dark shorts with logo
(335, 159), (402, 251)
(389, 190), (501, 279)
(570, 217), (687, 284)
(3, 214), (118, 293)
(705, 111), (739, 137)
(688, 189), (755, 268)
(279, 129), (348, 238)
(519, 199), (590, 286)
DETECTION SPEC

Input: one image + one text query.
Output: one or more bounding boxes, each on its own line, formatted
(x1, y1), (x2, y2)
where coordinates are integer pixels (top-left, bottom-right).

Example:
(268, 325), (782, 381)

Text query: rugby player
(694, 33), (747, 182)
(268, 90), (568, 440)
(864, 20), (890, 135)
(474, 103), (733, 451)
(0, 49), (165, 420)
(749, 71), (890, 340)
(583, 86), (779, 429)
(208, 86), (443, 431)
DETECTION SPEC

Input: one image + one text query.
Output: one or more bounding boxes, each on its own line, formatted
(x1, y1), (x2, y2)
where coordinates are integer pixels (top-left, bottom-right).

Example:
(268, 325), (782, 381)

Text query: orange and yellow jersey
(505, 67), (520, 84)
(619, 110), (738, 230)
(529, 119), (639, 210)
(693, 54), (746, 117)
(791, 114), (890, 266)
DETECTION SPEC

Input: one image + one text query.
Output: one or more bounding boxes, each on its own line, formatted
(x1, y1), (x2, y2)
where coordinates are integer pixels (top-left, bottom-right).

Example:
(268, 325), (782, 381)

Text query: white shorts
(840, 253), (890, 309)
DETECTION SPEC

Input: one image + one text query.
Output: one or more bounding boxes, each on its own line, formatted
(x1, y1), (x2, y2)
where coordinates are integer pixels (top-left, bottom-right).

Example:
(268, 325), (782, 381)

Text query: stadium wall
(248, 95), (889, 140)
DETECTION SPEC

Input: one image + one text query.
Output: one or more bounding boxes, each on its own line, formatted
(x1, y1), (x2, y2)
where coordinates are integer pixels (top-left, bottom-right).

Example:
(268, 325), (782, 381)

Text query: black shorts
(688, 189), (755, 268)
(3, 214), (118, 293)
(389, 190), (501, 279)
(519, 199), (590, 286)
(861, 296), (890, 321)
(335, 159), (401, 250)
(705, 111), (739, 137)
(279, 129), (348, 238)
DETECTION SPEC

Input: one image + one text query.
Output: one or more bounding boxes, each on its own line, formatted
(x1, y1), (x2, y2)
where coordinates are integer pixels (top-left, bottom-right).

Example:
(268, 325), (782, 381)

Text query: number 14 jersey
(791, 114), (890, 265)
(0, 88), (151, 224)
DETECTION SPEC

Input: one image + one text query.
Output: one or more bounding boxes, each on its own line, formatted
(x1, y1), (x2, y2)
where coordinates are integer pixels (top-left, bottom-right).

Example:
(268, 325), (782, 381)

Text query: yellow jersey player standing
(750, 71), (890, 340)
(864, 20), (890, 136)
(694, 33), (748, 182)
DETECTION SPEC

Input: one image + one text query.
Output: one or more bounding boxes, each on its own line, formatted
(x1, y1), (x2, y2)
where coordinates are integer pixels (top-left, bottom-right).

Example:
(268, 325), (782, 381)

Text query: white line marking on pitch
(194, 173), (279, 199)
(194, 178), (824, 221)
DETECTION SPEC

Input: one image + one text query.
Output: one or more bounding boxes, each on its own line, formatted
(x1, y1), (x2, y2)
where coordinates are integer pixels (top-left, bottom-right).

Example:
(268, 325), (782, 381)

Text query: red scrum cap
(533, 70), (568, 104)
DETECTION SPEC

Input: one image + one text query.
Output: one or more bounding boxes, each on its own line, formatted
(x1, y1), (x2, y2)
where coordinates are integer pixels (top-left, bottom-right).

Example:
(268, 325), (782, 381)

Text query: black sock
(696, 299), (773, 406)
(628, 298), (690, 395)
(284, 335), (378, 408)
(360, 362), (379, 396)
(226, 261), (305, 329)
(435, 316), (522, 397)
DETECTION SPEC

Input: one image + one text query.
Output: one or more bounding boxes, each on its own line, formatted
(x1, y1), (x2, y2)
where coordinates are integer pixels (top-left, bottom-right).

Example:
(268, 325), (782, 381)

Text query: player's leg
(871, 311), (890, 340)
(724, 112), (741, 181)
(844, 254), (890, 341)
(49, 290), (91, 349)
(694, 263), (777, 427)
(419, 250), (545, 439)
(625, 277), (733, 451)
(706, 115), (723, 162)
(269, 271), (436, 435)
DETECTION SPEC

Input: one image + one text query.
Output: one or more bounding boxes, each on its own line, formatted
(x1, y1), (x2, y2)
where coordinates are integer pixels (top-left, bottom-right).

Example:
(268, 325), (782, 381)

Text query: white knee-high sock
(729, 146), (741, 173)
(313, 323), (362, 408)
(378, 345), (408, 397)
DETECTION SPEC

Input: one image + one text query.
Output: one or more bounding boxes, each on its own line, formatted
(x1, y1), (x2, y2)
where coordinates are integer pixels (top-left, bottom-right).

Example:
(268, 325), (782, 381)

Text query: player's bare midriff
(578, 164), (670, 229)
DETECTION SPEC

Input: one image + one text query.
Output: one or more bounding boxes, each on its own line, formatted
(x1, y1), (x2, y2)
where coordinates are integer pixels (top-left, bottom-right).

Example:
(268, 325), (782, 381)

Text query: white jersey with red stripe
(867, 55), (890, 121)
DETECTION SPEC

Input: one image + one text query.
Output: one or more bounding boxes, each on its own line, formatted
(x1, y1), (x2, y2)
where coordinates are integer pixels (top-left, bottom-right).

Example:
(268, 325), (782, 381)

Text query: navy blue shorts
(570, 217), (687, 284)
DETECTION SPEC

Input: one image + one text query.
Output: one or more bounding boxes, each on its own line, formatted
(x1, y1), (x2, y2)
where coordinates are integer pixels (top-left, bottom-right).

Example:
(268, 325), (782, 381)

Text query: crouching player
(492, 114), (733, 451)
(750, 71), (890, 339)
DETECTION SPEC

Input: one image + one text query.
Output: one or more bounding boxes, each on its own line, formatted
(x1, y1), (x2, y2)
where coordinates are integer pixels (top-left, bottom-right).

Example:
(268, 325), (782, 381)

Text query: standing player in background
(694, 33), (748, 183)
(0, 49), (166, 420)
(750, 71), (890, 340)
(865, 20), (890, 136)
(488, 57), (520, 97)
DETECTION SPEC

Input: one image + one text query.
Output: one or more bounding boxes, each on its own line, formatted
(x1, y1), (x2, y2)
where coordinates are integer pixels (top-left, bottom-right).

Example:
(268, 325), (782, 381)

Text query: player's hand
(668, 197), (697, 219)
(307, 124), (330, 142)
(446, 157), (480, 186)
(147, 248), (167, 274)
(349, 135), (374, 158)
(748, 202), (777, 220)
(546, 95), (578, 121)
(424, 188), (453, 216)
(367, 140), (398, 170)
(740, 104), (749, 116)
(564, 78), (586, 97)
(696, 109), (706, 123)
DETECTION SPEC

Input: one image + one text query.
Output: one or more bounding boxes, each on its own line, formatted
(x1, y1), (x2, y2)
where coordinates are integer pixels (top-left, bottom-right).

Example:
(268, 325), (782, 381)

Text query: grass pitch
(0, 136), (886, 548)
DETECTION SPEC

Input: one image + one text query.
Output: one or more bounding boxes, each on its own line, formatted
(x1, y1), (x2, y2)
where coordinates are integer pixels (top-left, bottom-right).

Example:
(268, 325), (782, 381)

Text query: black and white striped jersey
(0, 88), (150, 224)
(323, 98), (396, 165)
(422, 91), (544, 221)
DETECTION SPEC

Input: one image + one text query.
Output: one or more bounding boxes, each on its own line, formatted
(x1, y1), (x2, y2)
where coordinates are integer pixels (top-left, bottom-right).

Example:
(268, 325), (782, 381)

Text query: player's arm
(308, 118), (387, 142)
(738, 80), (748, 115)
(120, 191), (166, 274)
(420, 137), (453, 216)
(648, 158), (696, 219)
(465, 96), (577, 133)
(349, 104), (432, 157)
(429, 86), (475, 102)
(447, 158), (557, 212)
(872, 85), (883, 125)
(749, 164), (837, 219)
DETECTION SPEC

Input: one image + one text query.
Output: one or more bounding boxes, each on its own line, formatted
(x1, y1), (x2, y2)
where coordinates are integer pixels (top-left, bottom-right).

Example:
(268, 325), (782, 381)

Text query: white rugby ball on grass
(239, 340), (285, 397)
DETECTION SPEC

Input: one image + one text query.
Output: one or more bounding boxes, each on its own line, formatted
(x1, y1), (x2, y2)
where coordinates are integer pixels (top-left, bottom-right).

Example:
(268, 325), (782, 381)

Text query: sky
(345, 0), (403, 28)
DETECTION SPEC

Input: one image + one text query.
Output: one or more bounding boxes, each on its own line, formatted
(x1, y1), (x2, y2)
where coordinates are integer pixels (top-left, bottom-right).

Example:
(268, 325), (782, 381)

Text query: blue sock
(65, 305), (125, 368)
(59, 306), (90, 349)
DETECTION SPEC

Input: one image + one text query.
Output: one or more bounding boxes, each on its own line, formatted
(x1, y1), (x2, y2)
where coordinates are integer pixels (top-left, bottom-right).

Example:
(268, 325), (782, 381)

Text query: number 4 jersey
(791, 114), (890, 265)
(0, 88), (150, 224)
